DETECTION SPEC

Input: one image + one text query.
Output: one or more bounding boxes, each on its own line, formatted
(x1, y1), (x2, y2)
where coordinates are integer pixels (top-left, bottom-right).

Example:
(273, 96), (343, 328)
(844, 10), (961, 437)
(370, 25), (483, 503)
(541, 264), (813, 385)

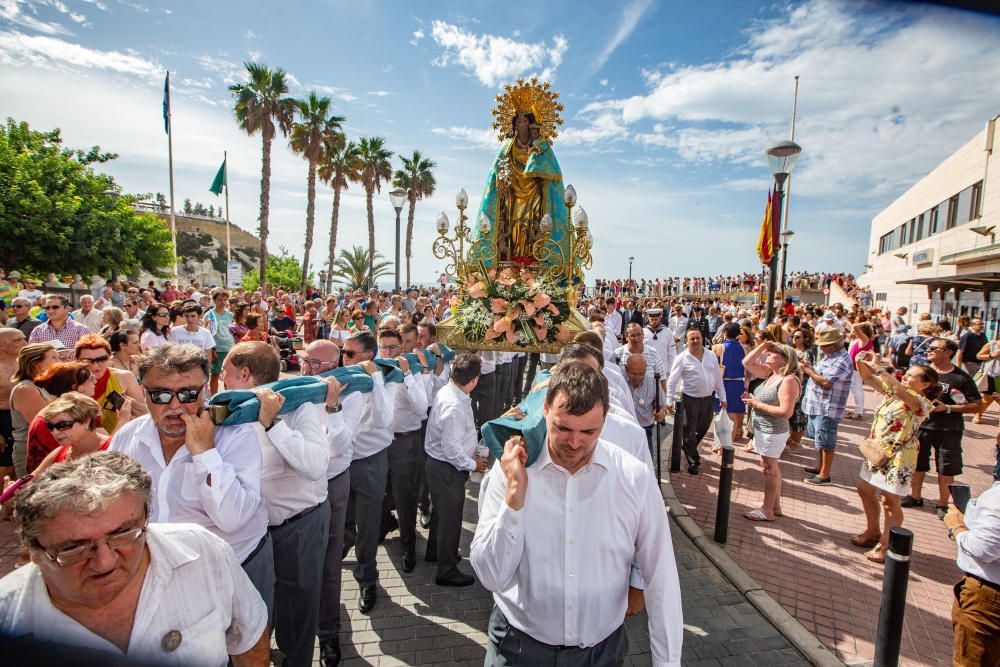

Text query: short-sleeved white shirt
(169, 325), (216, 351)
(0, 523), (266, 666)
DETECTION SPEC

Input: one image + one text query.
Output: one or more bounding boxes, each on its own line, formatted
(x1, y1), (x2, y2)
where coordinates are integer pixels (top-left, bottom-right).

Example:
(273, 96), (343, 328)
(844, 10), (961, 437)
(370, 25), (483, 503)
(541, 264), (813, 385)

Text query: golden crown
(491, 77), (565, 143)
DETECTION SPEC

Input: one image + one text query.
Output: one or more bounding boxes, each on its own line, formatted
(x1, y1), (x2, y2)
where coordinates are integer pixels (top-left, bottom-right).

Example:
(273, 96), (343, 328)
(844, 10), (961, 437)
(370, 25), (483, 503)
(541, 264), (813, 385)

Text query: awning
(897, 272), (1000, 296)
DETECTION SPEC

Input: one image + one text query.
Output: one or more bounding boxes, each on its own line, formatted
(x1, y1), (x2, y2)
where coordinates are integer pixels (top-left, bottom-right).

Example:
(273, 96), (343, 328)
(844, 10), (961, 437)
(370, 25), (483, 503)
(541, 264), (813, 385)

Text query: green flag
(209, 158), (226, 195)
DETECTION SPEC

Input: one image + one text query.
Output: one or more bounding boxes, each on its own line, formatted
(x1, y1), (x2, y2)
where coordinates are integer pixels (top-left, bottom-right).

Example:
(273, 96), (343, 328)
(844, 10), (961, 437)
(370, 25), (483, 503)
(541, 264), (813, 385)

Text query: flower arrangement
(453, 264), (573, 346)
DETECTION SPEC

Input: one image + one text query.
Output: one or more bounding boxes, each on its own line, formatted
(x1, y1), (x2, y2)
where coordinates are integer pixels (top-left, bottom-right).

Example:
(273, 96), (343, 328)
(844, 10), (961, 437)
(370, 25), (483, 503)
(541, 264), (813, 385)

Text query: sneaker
(900, 495), (924, 508)
(804, 475), (832, 485)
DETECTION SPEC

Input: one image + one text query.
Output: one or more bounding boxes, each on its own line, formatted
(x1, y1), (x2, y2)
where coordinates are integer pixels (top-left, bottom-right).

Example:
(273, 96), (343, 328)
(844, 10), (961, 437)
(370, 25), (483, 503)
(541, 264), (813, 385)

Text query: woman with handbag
(852, 352), (940, 563)
(973, 333), (1000, 424)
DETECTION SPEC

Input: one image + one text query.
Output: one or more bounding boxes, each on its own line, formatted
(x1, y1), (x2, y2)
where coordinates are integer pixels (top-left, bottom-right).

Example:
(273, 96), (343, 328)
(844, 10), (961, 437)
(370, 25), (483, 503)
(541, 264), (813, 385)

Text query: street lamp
(389, 187), (407, 292)
(779, 229), (795, 293)
(764, 140), (802, 325)
(628, 256), (634, 282)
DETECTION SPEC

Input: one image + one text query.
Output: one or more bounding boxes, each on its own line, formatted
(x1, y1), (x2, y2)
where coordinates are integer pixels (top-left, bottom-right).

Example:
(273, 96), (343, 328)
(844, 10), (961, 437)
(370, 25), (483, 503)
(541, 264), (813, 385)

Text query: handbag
(973, 366), (989, 392)
(859, 437), (889, 469)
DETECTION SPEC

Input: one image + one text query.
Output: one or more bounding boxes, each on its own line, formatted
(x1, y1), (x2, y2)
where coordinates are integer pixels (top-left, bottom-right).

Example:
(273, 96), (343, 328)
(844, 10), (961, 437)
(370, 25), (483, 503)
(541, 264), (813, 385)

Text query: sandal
(972, 416), (983, 424)
(851, 534), (880, 549)
(865, 544), (886, 564)
(743, 509), (775, 522)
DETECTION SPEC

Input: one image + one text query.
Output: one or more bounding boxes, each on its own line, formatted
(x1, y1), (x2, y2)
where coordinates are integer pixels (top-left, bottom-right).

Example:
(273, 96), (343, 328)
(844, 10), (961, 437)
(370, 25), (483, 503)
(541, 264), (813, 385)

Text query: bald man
(626, 354), (667, 459)
(0, 328), (26, 481)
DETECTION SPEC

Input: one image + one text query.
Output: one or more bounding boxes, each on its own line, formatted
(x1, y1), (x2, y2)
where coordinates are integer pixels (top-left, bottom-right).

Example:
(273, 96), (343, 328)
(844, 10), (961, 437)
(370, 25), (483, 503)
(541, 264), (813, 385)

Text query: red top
(52, 437), (112, 463)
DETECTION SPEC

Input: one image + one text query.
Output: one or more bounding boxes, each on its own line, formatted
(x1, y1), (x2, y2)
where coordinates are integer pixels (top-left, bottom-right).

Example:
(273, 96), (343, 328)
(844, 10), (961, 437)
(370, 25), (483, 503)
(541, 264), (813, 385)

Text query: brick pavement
(668, 384), (997, 667)
(0, 460), (810, 666)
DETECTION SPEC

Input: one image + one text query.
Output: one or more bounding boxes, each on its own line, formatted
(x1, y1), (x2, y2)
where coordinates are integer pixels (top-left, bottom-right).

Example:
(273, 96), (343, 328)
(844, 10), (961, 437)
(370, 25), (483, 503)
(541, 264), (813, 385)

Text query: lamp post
(628, 256), (634, 282)
(389, 187), (407, 293)
(764, 140), (802, 325)
(779, 229), (795, 294)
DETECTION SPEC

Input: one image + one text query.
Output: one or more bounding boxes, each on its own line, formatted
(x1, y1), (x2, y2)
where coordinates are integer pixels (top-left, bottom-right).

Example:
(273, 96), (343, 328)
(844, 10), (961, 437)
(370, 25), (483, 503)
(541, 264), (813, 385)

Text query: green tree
(330, 245), (392, 291)
(183, 198), (193, 214)
(357, 137), (393, 285)
(393, 151), (436, 287)
(230, 62), (296, 287)
(289, 92), (344, 295)
(318, 139), (361, 293)
(241, 246), (312, 293)
(0, 118), (174, 276)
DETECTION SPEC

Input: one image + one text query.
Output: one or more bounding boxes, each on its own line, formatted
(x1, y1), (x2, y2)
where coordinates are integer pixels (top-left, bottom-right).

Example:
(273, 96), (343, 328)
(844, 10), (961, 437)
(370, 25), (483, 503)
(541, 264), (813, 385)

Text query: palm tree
(318, 140), (361, 293)
(289, 93), (344, 293)
(356, 137), (393, 285)
(330, 245), (393, 291)
(392, 151), (436, 286)
(229, 62), (296, 287)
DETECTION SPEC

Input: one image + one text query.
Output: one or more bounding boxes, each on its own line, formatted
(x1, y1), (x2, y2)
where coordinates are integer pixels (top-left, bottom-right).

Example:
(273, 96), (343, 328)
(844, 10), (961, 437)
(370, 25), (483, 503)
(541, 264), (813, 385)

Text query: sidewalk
(668, 385), (996, 667)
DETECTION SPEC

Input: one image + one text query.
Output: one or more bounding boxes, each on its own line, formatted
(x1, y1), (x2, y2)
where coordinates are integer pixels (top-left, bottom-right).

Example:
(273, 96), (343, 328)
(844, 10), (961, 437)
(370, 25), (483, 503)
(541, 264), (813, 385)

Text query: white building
(858, 114), (999, 330)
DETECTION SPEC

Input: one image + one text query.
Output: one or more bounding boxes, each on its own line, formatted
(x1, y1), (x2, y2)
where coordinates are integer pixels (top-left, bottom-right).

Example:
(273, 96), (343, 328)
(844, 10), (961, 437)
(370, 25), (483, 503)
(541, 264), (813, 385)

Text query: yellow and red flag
(756, 187), (779, 265)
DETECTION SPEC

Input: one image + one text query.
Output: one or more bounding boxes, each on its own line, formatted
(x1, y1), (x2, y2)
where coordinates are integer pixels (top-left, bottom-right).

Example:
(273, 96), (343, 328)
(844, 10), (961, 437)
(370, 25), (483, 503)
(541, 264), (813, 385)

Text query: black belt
(965, 573), (1000, 592)
(241, 532), (270, 566)
(271, 500), (325, 530)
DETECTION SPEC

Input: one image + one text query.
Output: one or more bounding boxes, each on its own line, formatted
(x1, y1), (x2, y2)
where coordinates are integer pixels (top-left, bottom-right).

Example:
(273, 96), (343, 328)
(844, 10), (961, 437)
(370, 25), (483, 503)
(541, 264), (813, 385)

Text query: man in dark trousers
(423, 351), (486, 586)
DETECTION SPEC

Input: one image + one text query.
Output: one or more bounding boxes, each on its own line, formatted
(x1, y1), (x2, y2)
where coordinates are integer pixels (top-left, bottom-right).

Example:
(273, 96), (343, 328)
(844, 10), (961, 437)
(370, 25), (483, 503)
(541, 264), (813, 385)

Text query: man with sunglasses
(4, 297), (42, 339)
(28, 295), (91, 361)
(0, 451), (270, 666)
(110, 344), (272, 619)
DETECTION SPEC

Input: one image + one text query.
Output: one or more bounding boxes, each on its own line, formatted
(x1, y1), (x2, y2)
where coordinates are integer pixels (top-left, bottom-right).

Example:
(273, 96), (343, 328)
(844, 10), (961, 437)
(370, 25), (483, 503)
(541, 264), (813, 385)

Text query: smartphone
(950, 484), (972, 514)
(105, 390), (126, 411)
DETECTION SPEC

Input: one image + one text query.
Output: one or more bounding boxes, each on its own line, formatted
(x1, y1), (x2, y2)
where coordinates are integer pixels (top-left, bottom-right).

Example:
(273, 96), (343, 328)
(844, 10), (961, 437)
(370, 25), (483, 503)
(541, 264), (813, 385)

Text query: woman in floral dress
(852, 351), (941, 563)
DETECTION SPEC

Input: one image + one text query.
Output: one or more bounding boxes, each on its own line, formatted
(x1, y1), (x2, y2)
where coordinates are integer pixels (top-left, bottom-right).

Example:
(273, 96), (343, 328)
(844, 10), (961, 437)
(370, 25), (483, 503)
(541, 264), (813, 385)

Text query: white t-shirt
(170, 325), (216, 351)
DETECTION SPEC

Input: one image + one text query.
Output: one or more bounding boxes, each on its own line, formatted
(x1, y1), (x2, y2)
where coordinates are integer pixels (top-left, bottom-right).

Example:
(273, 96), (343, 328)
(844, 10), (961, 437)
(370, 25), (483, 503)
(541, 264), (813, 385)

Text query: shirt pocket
(158, 609), (229, 666)
(179, 462), (205, 503)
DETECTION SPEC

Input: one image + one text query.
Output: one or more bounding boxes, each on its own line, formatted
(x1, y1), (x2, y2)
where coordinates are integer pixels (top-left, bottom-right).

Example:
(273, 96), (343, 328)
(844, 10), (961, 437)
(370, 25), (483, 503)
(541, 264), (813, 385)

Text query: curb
(661, 480), (846, 667)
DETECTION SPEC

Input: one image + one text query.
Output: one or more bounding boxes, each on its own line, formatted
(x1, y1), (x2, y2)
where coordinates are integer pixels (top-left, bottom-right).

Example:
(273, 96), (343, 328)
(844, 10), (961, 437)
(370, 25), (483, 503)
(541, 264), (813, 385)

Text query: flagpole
(778, 74), (800, 294)
(166, 71), (179, 280)
(224, 151), (231, 265)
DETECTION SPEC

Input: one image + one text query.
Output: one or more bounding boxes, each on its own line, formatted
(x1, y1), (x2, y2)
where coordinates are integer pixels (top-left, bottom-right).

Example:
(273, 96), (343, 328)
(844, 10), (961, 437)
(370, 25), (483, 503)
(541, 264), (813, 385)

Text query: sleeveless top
(751, 377), (792, 434)
(11, 380), (52, 450)
(721, 340), (746, 381)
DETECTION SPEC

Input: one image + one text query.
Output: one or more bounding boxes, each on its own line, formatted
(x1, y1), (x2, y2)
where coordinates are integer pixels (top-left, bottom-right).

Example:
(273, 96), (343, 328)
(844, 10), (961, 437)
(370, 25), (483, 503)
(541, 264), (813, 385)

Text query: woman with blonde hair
(98, 306), (126, 337)
(32, 392), (112, 472)
(9, 343), (59, 477)
(741, 341), (801, 521)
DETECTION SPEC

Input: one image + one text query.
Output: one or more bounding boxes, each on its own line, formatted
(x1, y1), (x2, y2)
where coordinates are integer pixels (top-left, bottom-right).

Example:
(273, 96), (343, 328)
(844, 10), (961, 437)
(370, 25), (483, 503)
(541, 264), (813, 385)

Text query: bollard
(873, 527), (914, 667)
(714, 445), (736, 544)
(670, 400), (684, 473)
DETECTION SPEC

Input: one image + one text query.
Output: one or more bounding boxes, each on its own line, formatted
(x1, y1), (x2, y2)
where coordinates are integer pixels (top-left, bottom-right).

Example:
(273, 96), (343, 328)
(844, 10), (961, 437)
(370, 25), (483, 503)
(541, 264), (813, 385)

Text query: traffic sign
(823, 287), (830, 295)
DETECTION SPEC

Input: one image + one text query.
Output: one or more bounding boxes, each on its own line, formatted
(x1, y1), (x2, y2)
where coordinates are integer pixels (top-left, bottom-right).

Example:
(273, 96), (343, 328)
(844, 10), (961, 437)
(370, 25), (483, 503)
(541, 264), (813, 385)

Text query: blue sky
(2, 0), (999, 285)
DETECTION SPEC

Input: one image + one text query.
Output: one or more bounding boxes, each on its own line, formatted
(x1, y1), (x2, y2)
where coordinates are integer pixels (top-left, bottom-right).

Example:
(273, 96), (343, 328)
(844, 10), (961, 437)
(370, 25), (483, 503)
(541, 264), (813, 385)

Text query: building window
(946, 195), (959, 230)
(928, 207), (939, 236)
(970, 180), (983, 220)
(908, 218), (917, 242)
(956, 185), (974, 226)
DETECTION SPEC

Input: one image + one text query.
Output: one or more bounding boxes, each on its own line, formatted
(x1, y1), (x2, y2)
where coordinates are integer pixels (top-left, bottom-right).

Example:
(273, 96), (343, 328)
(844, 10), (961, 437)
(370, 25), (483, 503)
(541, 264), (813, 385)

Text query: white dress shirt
(601, 411), (653, 469)
(605, 310), (622, 341)
(392, 372), (430, 433)
(668, 315), (688, 344)
(479, 351), (497, 374)
(424, 382), (478, 472)
(471, 441), (682, 666)
(72, 307), (105, 332)
(259, 402), (330, 526)
(666, 349), (725, 401)
(956, 481), (1000, 585)
(644, 325), (677, 378)
(604, 364), (638, 419)
(350, 372), (396, 460)
(321, 391), (361, 479)
(0, 523), (266, 666)
(110, 416), (268, 562)
(630, 375), (666, 429)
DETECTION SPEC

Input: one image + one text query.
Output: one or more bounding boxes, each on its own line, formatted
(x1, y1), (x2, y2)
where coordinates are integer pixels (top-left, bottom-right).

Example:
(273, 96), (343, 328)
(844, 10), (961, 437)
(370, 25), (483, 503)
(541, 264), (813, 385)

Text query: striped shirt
(802, 348), (854, 420)
(27, 318), (91, 360)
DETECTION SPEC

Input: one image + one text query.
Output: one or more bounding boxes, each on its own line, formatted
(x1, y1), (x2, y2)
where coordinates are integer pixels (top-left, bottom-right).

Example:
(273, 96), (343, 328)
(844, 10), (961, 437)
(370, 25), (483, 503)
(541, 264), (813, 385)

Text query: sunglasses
(46, 419), (79, 432)
(155, 312), (169, 317)
(145, 387), (202, 404)
(343, 350), (362, 359)
(43, 305), (63, 310)
(80, 354), (110, 365)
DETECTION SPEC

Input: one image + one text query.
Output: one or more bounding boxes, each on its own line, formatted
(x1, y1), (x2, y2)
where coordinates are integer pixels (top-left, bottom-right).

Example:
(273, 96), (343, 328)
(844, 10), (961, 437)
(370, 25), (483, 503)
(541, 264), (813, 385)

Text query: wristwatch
(946, 405), (952, 414)
(326, 403), (342, 414)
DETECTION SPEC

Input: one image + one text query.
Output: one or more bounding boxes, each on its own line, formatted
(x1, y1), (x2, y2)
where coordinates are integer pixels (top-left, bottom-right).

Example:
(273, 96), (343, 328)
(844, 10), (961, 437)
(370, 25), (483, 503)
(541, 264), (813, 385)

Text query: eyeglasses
(302, 357), (332, 369)
(80, 354), (110, 365)
(43, 305), (63, 310)
(11, 304), (26, 309)
(343, 349), (361, 359)
(154, 312), (169, 318)
(145, 387), (202, 404)
(928, 346), (950, 352)
(34, 520), (148, 567)
(45, 419), (79, 432)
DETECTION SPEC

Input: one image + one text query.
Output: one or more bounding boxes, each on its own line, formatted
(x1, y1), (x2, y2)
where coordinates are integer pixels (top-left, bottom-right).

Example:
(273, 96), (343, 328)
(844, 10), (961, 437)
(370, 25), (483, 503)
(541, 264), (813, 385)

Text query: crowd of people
(0, 266), (996, 666)
(591, 271), (865, 300)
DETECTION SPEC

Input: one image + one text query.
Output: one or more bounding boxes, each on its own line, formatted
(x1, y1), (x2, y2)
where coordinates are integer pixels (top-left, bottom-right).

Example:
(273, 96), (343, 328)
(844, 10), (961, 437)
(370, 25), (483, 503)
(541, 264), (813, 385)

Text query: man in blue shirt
(799, 328), (854, 484)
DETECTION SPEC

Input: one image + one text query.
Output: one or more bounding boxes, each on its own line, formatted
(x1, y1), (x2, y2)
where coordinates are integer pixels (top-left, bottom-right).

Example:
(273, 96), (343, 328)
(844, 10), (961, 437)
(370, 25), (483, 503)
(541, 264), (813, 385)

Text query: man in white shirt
(666, 329), (726, 475)
(220, 341), (334, 667)
(110, 344), (272, 615)
(378, 327), (429, 573)
(669, 305), (689, 354)
(71, 294), (104, 333)
(424, 351), (487, 586)
(643, 308), (676, 382)
(341, 331), (395, 614)
(471, 363), (683, 666)
(0, 451), (269, 666)
(170, 302), (217, 364)
(603, 297), (622, 344)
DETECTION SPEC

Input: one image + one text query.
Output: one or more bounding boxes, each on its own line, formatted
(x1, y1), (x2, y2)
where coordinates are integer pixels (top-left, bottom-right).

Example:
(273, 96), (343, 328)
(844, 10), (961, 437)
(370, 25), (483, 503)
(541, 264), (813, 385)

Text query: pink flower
(494, 316), (518, 343)
(533, 322), (549, 340)
(532, 291), (552, 310)
(488, 268), (498, 280)
(518, 299), (537, 317)
(491, 298), (510, 314)
(554, 324), (572, 341)
(532, 314), (547, 327)
(468, 281), (488, 298)
(497, 268), (517, 286)
(520, 269), (536, 283)
(546, 303), (559, 315)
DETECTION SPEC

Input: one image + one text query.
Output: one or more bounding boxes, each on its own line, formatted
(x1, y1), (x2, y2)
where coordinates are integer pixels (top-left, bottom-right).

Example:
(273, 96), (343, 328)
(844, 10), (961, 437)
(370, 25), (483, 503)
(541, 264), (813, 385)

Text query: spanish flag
(756, 187), (778, 265)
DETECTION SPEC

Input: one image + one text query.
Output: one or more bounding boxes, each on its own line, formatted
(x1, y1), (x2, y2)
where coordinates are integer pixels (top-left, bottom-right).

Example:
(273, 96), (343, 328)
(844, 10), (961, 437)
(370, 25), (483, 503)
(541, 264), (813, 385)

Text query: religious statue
(471, 78), (569, 270)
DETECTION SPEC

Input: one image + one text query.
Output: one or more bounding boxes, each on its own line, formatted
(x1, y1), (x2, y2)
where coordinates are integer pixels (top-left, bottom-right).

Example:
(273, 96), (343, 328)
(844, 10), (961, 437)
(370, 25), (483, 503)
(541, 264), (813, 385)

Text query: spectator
(206, 290), (235, 395)
(0, 329), (27, 481)
(97, 306), (125, 338)
(9, 344), (59, 477)
(26, 361), (99, 471)
(16, 277), (43, 305)
(70, 295), (104, 333)
(28, 295), (91, 361)
(906, 320), (938, 368)
(74, 335), (146, 434)
(975, 334), (1000, 423)
(30, 392), (111, 474)
(108, 329), (141, 375)
(956, 317), (987, 376)
(5, 298), (42, 339)
(800, 328), (854, 485)
(138, 305), (171, 352)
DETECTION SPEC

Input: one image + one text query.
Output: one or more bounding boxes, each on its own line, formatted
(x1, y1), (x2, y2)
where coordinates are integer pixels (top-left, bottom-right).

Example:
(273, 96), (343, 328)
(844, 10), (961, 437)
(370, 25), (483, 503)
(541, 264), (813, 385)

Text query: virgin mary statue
(470, 79), (570, 271)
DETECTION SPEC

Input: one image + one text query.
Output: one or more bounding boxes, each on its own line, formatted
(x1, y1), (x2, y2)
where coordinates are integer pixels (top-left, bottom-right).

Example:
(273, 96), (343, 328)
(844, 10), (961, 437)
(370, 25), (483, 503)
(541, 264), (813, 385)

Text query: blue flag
(162, 72), (170, 134)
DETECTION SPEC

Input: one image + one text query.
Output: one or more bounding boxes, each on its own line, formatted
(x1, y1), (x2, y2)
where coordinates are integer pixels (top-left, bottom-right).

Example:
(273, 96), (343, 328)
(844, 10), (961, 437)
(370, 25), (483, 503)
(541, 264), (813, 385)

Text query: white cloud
(430, 126), (495, 150)
(0, 29), (160, 78)
(245, 30), (256, 40)
(430, 20), (568, 87)
(312, 83), (357, 103)
(367, 90), (391, 96)
(115, 0), (148, 12)
(594, 0), (655, 70)
(599, 78), (608, 86)
(0, 0), (72, 35)
(193, 54), (243, 85)
(409, 28), (423, 46)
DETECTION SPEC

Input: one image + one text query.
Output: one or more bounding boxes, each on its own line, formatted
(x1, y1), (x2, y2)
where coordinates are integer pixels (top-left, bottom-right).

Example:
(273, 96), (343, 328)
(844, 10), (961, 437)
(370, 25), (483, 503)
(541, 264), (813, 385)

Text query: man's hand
(414, 349), (428, 370)
(501, 406), (527, 420)
(943, 504), (966, 532)
(359, 360), (378, 376)
(475, 457), (489, 473)
(117, 397), (135, 426)
(654, 407), (668, 422)
(255, 388), (284, 428)
(626, 586), (646, 618)
(182, 410), (215, 454)
(395, 356), (410, 374)
(320, 377), (345, 408)
(501, 436), (528, 510)
(665, 403), (676, 415)
(720, 401), (727, 411)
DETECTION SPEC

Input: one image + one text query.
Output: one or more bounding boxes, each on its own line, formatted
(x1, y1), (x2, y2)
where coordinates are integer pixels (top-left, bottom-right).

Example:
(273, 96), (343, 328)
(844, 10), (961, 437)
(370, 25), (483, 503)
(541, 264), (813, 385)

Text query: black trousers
(425, 456), (469, 578)
(513, 354), (528, 404)
(472, 371), (498, 430)
(485, 606), (627, 666)
(495, 362), (512, 415)
(681, 393), (715, 466)
(522, 354), (540, 398)
(381, 428), (423, 556)
(416, 418), (430, 513)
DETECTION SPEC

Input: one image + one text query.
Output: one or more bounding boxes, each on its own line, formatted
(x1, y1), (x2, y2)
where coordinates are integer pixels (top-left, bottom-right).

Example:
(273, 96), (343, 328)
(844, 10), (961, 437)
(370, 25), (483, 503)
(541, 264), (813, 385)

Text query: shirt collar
(534, 436), (610, 473)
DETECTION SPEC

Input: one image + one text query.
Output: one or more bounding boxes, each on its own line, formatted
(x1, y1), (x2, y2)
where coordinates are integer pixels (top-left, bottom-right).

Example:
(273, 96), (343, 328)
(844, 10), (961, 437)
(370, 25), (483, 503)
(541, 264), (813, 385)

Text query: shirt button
(511, 518), (518, 525)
